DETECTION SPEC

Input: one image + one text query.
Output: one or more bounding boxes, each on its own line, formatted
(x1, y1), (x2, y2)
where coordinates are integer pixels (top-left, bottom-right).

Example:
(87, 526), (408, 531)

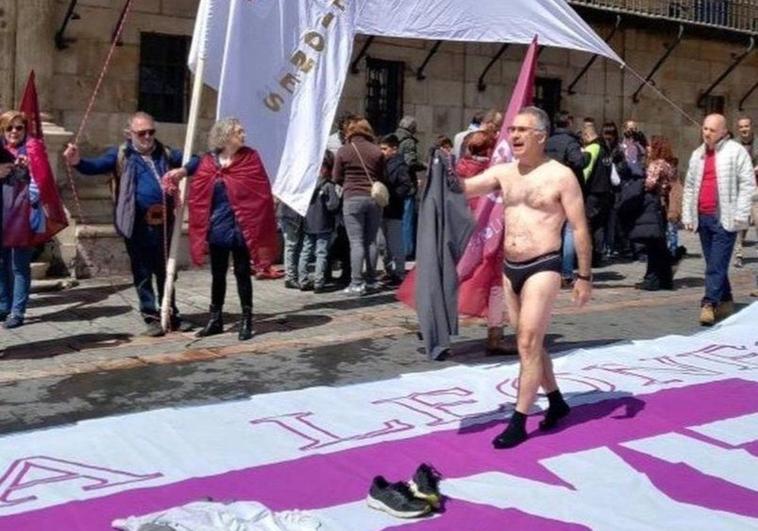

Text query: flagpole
(161, 0), (210, 332)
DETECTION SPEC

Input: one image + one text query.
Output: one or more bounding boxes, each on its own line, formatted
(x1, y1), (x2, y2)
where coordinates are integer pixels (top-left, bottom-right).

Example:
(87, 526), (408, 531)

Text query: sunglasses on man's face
(133, 128), (156, 138)
(5, 125), (25, 133)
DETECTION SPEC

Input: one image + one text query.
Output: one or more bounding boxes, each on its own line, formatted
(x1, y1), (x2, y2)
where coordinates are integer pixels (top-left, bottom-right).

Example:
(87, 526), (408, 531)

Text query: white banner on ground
(189, 0), (622, 215)
(0, 304), (757, 520)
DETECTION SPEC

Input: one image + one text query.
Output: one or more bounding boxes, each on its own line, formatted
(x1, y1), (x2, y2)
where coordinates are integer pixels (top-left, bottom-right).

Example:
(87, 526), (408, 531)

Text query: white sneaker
(343, 284), (366, 296)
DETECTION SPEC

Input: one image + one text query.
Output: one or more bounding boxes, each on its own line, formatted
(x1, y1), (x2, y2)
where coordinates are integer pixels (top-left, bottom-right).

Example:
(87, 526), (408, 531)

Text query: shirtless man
(461, 106), (593, 448)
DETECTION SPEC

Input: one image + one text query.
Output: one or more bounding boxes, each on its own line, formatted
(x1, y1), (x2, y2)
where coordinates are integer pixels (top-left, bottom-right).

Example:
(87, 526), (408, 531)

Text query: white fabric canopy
(189, 0), (622, 215)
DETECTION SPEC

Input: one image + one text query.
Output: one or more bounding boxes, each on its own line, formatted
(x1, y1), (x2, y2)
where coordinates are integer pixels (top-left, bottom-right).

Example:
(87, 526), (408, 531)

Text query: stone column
(0, 0), (17, 110)
(15, 0), (56, 111)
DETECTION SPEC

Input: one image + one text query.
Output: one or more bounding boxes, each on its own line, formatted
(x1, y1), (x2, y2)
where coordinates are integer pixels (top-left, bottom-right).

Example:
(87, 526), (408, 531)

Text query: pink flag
(397, 37), (539, 318)
(456, 36), (539, 318)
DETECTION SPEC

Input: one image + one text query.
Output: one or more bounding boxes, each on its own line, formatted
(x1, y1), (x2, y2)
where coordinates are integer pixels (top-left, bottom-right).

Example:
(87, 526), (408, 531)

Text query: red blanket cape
(188, 147), (279, 270)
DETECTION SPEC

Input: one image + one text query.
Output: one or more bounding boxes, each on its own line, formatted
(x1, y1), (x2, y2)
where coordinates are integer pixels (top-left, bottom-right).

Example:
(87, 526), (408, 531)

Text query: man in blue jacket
(63, 112), (199, 337)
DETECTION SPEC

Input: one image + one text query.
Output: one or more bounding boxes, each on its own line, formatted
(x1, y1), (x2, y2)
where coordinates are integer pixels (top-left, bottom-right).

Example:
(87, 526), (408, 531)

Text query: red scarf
(188, 147), (279, 270)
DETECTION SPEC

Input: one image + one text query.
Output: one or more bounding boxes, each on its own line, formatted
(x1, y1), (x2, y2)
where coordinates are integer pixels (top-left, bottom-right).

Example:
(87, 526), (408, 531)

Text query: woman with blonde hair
(184, 117), (278, 340)
(333, 117), (386, 295)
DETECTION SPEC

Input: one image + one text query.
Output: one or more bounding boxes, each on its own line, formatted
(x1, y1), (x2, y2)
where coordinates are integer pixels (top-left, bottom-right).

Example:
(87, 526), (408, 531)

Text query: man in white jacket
(682, 114), (756, 325)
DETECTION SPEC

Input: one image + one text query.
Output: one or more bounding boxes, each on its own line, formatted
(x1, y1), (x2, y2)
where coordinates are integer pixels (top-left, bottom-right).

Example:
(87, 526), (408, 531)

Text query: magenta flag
(457, 36), (538, 318)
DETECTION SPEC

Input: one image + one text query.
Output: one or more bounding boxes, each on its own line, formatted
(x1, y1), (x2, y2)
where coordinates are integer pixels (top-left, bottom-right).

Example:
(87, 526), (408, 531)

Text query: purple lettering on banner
(372, 387), (478, 427)
(639, 355), (723, 377)
(3, 379), (757, 530)
(249, 411), (413, 451)
(495, 377), (519, 399)
(0, 457), (162, 509)
(583, 363), (687, 386)
(554, 372), (617, 393)
(679, 344), (758, 371)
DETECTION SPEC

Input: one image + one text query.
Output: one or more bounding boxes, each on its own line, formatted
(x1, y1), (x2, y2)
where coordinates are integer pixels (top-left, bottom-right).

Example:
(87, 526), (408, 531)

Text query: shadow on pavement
(0, 333), (133, 360)
(30, 305), (134, 323)
(27, 282), (133, 308)
(299, 293), (398, 312)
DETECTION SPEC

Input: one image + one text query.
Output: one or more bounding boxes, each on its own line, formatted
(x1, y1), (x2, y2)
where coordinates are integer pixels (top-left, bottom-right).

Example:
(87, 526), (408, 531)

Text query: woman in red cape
(0, 110), (67, 328)
(186, 117), (279, 341)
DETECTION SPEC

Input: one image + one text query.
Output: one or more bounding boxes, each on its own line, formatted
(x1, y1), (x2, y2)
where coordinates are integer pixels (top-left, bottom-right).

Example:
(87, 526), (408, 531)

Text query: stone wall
(338, 27), (758, 164)
(4, 1), (758, 276)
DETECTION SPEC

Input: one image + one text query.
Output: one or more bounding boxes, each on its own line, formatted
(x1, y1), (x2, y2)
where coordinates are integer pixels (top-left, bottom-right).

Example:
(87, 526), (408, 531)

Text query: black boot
(196, 305), (223, 337)
(238, 306), (255, 341)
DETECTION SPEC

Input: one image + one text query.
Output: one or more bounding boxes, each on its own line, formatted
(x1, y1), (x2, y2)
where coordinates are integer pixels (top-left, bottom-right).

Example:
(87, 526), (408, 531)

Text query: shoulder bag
(351, 142), (389, 208)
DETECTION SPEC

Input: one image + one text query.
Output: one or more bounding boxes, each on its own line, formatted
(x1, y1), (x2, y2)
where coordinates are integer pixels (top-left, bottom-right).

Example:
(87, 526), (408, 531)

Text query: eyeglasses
(4, 125), (25, 133)
(132, 128), (156, 138)
(506, 126), (544, 134)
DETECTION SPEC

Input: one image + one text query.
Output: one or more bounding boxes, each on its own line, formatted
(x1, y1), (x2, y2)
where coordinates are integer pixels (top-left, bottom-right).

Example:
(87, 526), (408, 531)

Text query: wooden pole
(161, 0), (210, 331)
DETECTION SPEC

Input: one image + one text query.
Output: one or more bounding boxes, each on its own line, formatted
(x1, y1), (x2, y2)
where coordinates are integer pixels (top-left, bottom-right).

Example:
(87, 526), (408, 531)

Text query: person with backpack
(63, 111), (199, 337)
(298, 151), (341, 293)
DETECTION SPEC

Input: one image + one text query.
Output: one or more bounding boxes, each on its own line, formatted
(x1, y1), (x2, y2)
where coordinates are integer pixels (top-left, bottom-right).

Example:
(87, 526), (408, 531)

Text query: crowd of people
(0, 104), (754, 342)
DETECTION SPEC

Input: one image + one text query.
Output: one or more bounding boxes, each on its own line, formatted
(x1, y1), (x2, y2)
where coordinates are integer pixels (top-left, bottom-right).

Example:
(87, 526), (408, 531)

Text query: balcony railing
(569, 0), (758, 34)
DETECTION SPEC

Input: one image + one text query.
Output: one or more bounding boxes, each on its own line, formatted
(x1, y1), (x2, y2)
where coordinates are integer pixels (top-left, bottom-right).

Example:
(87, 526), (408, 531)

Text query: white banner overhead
(189, 0), (623, 215)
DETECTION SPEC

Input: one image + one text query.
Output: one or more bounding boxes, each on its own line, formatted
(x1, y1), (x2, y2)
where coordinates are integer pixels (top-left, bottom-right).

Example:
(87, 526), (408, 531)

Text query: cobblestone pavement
(0, 231), (756, 433)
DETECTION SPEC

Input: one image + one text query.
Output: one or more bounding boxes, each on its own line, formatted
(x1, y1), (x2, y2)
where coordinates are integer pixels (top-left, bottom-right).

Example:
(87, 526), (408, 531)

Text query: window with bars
(701, 94), (725, 115)
(534, 77), (563, 126)
(365, 58), (405, 136)
(138, 33), (190, 123)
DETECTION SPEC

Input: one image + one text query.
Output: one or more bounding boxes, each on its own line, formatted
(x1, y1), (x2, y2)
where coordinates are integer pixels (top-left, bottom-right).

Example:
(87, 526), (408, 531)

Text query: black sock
(492, 411), (528, 449)
(540, 390), (570, 431)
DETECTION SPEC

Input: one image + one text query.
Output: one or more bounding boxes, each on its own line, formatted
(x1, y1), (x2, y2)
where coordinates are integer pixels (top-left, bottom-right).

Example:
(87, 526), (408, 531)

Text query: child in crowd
(379, 134), (413, 285)
(298, 151), (340, 292)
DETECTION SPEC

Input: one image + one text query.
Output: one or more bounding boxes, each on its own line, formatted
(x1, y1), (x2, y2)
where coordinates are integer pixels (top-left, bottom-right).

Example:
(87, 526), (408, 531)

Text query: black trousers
(640, 237), (673, 289)
(209, 244), (253, 308)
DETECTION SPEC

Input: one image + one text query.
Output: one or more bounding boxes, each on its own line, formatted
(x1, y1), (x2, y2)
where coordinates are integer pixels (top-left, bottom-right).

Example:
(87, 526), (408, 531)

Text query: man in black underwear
(461, 106), (593, 449)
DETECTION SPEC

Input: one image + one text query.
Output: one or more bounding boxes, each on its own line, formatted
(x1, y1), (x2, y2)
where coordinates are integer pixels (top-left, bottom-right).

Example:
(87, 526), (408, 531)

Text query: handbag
(351, 142), (389, 208)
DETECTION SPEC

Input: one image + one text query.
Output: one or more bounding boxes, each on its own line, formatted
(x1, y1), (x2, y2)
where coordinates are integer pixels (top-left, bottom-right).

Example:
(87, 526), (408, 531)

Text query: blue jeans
(281, 219), (303, 283)
(0, 247), (32, 318)
(666, 222), (679, 257)
(402, 196), (417, 258)
(561, 224), (575, 279)
(299, 232), (331, 287)
(343, 196), (382, 286)
(697, 214), (736, 306)
(124, 227), (178, 323)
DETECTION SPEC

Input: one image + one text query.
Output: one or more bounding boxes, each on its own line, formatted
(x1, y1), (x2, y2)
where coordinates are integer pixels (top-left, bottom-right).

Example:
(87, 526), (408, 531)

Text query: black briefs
(503, 249), (562, 295)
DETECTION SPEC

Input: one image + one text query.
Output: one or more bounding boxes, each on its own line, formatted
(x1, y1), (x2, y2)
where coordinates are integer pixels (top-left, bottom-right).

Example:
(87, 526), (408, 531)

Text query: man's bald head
(702, 114), (727, 149)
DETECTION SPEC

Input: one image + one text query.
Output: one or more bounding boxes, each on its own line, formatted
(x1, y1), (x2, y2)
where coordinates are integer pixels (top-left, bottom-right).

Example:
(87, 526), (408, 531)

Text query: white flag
(190, 0), (622, 215)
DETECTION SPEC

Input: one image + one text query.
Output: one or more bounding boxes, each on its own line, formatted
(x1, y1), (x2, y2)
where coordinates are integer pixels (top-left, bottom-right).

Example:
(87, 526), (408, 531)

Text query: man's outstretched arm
(460, 164), (502, 198)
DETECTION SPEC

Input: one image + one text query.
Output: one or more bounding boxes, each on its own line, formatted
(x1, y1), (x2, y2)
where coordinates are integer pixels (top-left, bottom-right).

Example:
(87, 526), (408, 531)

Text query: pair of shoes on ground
(0, 313), (23, 329)
(699, 300), (735, 326)
(195, 306), (255, 340)
(367, 464), (442, 519)
(255, 266), (285, 280)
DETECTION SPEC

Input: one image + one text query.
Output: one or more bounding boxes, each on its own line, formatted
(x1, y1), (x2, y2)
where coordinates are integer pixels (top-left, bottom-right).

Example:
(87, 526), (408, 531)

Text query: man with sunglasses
(63, 111), (199, 337)
(461, 106), (593, 449)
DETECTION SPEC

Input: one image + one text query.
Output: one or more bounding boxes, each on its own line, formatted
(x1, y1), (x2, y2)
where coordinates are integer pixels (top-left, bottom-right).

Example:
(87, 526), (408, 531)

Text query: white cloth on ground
(112, 500), (324, 531)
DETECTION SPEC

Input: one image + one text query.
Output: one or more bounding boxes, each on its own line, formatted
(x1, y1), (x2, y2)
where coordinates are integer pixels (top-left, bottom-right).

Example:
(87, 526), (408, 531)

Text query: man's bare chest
(501, 178), (560, 211)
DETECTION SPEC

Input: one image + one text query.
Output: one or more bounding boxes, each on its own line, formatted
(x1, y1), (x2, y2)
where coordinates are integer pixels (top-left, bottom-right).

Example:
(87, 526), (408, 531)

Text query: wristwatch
(576, 273), (592, 282)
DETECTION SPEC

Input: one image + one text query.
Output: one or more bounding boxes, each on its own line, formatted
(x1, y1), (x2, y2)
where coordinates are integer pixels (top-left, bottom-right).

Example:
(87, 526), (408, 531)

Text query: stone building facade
(0, 0), (755, 276)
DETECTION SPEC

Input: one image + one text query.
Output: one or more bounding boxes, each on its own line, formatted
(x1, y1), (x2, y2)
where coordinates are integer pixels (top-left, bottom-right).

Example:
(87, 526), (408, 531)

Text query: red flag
(8, 71), (69, 246)
(398, 37), (539, 320)
(18, 71), (43, 139)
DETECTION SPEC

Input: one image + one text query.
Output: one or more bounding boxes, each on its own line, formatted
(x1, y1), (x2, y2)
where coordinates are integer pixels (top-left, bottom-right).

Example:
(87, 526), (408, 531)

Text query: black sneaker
(408, 464), (442, 509)
(366, 476), (431, 518)
(284, 279), (300, 289)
